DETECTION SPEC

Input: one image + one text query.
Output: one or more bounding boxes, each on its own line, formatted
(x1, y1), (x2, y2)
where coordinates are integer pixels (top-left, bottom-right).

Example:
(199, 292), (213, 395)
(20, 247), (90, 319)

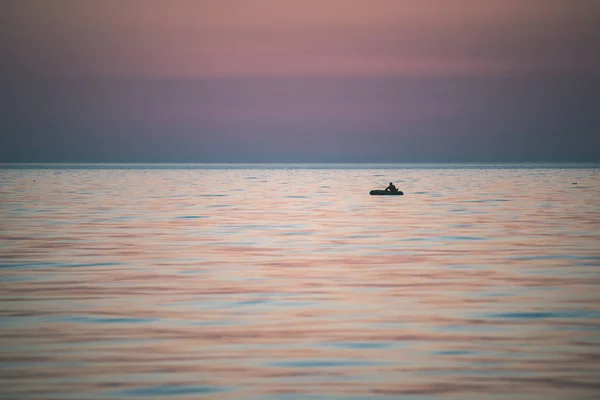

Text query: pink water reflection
(1, 166), (599, 399)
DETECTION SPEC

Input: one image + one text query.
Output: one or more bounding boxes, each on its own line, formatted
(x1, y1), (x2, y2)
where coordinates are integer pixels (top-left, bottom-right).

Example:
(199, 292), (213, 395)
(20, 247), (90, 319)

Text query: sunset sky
(2, 0), (599, 162)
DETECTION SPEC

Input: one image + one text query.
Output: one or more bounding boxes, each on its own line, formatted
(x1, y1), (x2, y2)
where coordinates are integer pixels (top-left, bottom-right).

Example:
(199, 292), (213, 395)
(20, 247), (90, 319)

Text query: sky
(1, 0), (599, 162)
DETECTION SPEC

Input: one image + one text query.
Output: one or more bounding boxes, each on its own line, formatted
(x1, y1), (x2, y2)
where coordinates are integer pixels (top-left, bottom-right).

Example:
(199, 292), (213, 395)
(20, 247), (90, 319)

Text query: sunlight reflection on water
(1, 164), (600, 399)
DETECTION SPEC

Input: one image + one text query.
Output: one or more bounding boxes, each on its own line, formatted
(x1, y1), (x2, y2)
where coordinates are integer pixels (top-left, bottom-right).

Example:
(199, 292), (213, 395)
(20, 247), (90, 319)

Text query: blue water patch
(479, 292), (513, 297)
(445, 265), (488, 269)
(244, 395), (407, 400)
(0, 362), (40, 369)
(418, 369), (516, 377)
(176, 270), (209, 275)
(269, 359), (387, 368)
(0, 315), (158, 327)
(60, 315), (159, 324)
(274, 301), (317, 308)
(0, 275), (38, 282)
(432, 324), (498, 334)
(0, 361), (87, 370)
(324, 342), (392, 349)
(439, 236), (486, 241)
(490, 312), (556, 319)
(239, 224), (271, 229)
(162, 299), (231, 310)
(0, 262), (59, 269)
(345, 235), (376, 239)
(115, 216), (136, 221)
(433, 350), (472, 356)
(0, 261), (129, 270)
(580, 261), (600, 267)
(66, 262), (123, 268)
(553, 325), (600, 332)
(189, 320), (245, 327)
(272, 374), (359, 384)
(113, 384), (228, 397)
(0, 316), (36, 327)
(491, 310), (600, 319)
(233, 299), (270, 307)
(200, 194), (229, 197)
(177, 215), (209, 219)
(510, 255), (600, 261)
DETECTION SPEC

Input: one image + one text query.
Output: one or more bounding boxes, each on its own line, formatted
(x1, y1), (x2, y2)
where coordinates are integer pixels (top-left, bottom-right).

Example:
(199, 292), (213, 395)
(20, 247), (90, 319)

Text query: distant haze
(1, 0), (599, 162)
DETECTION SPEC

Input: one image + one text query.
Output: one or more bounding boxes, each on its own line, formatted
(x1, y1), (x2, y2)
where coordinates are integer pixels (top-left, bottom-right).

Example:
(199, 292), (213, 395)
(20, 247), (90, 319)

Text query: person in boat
(385, 182), (398, 193)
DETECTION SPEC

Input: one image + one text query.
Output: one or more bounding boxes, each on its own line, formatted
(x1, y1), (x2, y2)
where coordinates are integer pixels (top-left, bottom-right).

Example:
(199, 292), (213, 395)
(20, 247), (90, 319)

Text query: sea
(1, 163), (599, 400)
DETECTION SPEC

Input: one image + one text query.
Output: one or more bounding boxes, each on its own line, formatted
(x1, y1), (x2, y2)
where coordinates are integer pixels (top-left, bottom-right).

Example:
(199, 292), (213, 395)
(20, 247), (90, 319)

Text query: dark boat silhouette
(370, 190), (404, 196)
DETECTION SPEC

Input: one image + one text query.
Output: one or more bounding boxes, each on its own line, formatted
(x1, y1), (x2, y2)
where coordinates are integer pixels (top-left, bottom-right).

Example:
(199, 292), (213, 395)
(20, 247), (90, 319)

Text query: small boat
(370, 190), (403, 196)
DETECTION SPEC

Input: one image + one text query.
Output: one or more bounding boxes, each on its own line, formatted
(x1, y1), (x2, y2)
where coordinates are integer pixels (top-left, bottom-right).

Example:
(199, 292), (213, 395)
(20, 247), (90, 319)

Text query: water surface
(1, 164), (599, 399)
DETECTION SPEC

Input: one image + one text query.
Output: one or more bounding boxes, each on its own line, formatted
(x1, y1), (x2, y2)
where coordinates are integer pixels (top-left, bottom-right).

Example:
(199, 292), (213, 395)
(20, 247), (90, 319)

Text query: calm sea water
(1, 164), (600, 399)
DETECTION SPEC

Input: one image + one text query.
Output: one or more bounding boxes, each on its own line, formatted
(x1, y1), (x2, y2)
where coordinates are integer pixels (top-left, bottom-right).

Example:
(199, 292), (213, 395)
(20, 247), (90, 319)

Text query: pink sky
(4, 0), (599, 78)
(2, 0), (599, 162)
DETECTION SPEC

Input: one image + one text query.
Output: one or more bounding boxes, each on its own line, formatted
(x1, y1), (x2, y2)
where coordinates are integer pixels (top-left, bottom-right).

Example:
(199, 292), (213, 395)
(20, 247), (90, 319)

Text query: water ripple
(1, 165), (599, 399)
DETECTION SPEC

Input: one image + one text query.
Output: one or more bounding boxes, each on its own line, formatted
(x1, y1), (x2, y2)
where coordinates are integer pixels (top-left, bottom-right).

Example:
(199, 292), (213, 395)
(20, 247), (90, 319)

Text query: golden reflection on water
(1, 166), (600, 399)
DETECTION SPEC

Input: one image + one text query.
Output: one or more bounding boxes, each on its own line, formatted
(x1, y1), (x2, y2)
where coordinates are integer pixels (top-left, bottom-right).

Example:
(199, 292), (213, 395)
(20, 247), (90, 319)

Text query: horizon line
(2, 161), (599, 165)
